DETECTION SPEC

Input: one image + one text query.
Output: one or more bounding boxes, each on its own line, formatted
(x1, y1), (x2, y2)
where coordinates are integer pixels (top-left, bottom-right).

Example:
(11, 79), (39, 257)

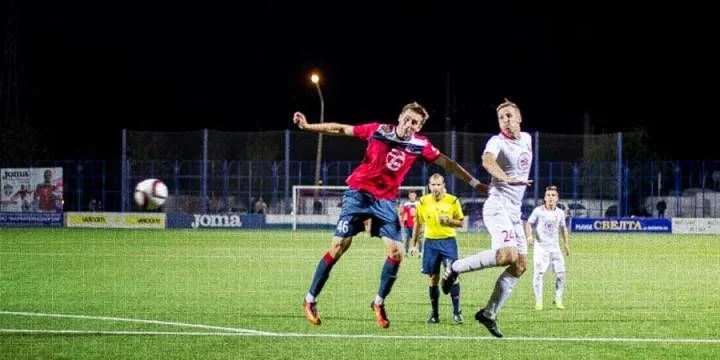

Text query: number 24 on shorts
(501, 230), (516, 243)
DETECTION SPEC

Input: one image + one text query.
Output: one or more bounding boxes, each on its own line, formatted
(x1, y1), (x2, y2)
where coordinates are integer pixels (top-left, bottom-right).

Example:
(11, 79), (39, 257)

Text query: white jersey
(527, 205), (566, 250)
(483, 132), (533, 207)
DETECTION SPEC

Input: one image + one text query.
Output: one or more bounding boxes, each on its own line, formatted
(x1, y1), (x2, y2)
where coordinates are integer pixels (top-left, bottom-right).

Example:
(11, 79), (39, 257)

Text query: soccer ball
(134, 178), (168, 210)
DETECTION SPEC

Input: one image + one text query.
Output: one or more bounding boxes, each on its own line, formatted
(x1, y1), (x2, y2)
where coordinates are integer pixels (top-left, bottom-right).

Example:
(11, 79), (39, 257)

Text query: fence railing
(2, 129), (719, 218)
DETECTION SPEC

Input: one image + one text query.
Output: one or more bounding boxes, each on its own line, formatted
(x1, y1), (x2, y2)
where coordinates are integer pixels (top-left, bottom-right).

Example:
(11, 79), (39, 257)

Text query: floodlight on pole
(311, 73), (325, 188)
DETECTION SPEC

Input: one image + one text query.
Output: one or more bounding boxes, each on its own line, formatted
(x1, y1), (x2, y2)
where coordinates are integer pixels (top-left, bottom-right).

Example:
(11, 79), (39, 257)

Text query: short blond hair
(429, 173), (445, 183)
(402, 101), (430, 125)
(496, 98), (520, 113)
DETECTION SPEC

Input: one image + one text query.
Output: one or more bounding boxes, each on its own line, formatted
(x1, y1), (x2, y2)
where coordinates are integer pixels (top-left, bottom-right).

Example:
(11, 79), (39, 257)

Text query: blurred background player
(293, 102), (487, 329)
(400, 191), (420, 256)
(441, 98), (533, 337)
(525, 185), (570, 310)
(34, 169), (60, 212)
(10, 184), (33, 212)
(412, 173), (465, 324)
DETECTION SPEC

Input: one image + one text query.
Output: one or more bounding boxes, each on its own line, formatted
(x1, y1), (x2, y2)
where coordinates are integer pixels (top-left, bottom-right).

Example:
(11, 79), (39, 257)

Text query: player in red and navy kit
(400, 191), (420, 257)
(294, 102), (488, 328)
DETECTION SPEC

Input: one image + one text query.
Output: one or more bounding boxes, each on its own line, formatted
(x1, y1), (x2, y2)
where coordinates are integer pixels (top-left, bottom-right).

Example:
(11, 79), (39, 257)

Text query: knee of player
(391, 250), (404, 262)
(387, 246), (404, 261)
(329, 240), (351, 257)
(515, 264), (527, 276)
(497, 248), (518, 264)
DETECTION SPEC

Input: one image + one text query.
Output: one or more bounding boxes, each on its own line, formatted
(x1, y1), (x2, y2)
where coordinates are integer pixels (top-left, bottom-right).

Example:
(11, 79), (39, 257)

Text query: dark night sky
(7, 1), (717, 160)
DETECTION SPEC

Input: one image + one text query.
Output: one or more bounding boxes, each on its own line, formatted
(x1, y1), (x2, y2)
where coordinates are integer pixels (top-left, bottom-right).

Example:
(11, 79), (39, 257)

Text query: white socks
(555, 272), (566, 303)
(305, 293), (316, 303)
(374, 295), (384, 305)
(533, 272), (544, 304)
(483, 269), (519, 320)
(452, 249), (497, 273)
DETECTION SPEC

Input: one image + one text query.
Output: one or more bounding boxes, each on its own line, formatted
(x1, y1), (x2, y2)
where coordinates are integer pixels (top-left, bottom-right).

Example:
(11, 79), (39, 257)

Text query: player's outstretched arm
(292, 112), (354, 136)
(481, 152), (533, 187)
(433, 153), (489, 194)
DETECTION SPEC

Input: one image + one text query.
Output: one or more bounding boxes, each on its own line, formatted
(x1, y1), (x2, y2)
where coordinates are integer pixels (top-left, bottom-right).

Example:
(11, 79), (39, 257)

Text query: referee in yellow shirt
(411, 173), (465, 324)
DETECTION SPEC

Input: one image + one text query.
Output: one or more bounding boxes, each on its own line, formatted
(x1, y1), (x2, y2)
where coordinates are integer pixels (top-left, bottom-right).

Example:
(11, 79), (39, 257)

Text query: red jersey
(35, 183), (56, 211)
(12, 189), (31, 201)
(346, 123), (440, 200)
(401, 200), (418, 228)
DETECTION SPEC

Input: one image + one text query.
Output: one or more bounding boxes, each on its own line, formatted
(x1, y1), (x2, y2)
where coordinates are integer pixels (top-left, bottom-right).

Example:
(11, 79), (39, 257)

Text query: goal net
(291, 185), (426, 231)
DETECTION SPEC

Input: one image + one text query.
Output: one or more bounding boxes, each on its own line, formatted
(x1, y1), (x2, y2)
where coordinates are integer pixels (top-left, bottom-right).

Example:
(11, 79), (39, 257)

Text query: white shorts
(533, 246), (566, 274)
(482, 196), (528, 256)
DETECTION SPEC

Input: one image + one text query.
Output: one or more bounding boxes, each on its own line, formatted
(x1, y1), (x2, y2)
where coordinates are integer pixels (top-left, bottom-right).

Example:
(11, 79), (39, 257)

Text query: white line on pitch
(2, 311), (719, 344)
(1, 328), (720, 344)
(0, 311), (270, 335)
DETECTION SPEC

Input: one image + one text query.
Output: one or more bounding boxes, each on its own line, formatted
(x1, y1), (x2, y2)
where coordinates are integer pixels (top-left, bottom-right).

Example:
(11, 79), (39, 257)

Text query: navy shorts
(421, 238), (458, 275)
(404, 227), (413, 241)
(334, 189), (402, 241)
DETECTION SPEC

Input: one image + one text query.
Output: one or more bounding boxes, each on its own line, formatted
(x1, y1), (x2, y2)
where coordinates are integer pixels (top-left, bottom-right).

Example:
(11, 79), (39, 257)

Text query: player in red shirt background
(11, 184), (33, 212)
(400, 191), (420, 257)
(294, 101), (488, 328)
(34, 169), (60, 212)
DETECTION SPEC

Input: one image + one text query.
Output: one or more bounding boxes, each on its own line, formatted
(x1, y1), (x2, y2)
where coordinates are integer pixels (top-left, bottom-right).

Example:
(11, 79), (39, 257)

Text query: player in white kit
(441, 98), (533, 337)
(525, 185), (570, 310)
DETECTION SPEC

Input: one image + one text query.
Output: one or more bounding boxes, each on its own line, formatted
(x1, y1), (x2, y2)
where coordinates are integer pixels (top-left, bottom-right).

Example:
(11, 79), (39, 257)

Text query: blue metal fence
(3, 130), (719, 218)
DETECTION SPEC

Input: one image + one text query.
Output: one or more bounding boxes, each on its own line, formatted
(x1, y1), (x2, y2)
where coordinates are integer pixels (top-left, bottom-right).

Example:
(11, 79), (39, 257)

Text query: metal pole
(201, 129), (208, 213)
(313, 83), (325, 186)
(284, 130), (290, 214)
(450, 129), (456, 194)
(121, 128), (127, 212)
(617, 132), (623, 217)
(534, 131), (540, 206)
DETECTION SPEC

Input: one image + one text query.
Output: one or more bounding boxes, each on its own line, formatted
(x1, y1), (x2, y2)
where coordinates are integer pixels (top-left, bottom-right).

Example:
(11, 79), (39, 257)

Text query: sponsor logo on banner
(0, 167), (63, 213)
(0, 212), (63, 227)
(125, 215), (164, 226)
(71, 215), (108, 225)
(166, 213), (265, 229)
(1, 170), (30, 180)
(66, 212), (165, 229)
(191, 214), (243, 228)
(571, 217), (671, 233)
(671, 218), (720, 234)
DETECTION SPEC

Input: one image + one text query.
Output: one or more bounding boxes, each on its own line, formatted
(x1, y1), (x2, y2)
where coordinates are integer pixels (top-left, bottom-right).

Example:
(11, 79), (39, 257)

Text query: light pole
(311, 73), (325, 187)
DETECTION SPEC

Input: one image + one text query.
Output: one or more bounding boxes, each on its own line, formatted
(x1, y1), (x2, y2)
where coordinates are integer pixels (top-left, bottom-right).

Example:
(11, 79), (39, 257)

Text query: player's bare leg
(304, 236), (353, 325)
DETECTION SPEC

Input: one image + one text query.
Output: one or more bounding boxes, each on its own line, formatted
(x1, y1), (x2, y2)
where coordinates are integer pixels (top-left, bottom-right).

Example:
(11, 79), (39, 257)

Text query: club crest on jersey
(386, 148), (406, 171)
(379, 124), (394, 134)
(544, 221), (556, 233)
(518, 152), (531, 171)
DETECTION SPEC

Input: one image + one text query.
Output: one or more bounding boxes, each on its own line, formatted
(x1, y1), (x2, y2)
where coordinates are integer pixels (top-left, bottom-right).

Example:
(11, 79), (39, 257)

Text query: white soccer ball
(134, 178), (168, 210)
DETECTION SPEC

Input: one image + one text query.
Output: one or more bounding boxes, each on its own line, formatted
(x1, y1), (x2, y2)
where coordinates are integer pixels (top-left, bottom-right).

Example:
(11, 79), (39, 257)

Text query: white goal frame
(291, 185), (427, 231)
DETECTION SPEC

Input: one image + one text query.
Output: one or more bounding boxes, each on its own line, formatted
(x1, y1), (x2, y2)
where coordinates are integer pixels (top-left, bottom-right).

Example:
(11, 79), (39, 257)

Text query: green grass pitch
(1, 228), (719, 359)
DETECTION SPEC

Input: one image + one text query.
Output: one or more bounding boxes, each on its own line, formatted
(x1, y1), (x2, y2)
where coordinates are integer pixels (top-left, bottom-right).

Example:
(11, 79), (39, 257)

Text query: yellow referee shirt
(416, 193), (464, 239)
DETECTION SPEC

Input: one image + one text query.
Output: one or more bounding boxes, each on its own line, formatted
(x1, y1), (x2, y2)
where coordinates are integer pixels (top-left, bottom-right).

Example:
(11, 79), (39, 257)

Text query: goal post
(291, 185), (427, 231)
